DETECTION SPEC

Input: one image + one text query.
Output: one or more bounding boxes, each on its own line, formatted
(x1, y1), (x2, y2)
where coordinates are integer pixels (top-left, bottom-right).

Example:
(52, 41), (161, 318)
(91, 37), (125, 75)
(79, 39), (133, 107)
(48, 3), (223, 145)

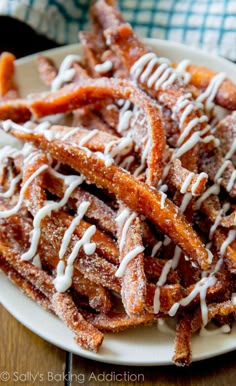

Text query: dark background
(0, 16), (60, 58)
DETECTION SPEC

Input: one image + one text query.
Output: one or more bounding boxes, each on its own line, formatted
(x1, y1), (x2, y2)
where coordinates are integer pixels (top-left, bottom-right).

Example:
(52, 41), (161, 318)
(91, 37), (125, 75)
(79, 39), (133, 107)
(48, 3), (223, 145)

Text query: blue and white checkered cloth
(1, 0), (236, 61)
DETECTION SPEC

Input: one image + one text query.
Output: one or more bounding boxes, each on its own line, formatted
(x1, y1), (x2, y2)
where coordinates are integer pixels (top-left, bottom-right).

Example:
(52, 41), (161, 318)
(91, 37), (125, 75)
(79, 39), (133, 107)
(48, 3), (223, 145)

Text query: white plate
(0, 39), (236, 366)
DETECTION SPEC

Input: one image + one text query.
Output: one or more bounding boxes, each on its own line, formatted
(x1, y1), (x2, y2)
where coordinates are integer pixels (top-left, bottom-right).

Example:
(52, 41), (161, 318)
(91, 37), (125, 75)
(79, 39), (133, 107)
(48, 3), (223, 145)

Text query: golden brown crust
(7, 126), (210, 270)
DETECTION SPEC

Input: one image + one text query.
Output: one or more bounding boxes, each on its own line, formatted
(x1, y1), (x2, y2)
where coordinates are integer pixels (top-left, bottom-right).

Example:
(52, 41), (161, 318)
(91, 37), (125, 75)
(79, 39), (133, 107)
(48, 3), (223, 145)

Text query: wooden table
(1, 304), (235, 386)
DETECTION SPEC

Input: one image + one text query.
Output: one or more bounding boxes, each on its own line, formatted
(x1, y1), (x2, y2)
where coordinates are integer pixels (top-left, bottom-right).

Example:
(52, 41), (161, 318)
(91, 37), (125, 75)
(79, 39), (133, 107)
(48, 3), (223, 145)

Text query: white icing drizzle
(59, 201), (91, 259)
(118, 110), (133, 133)
(78, 129), (99, 147)
(179, 169), (204, 216)
(160, 191), (167, 209)
(35, 121), (54, 141)
(151, 241), (162, 257)
(53, 68), (75, 91)
(115, 245), (145, 277)
(131, 53), (157, 80)
(175, 131), (201, 159)
(0, 164), (48, 218)
(219, 229), (236, 257)
(83, 242), (96, 255)
(153, 287), (161, 314)
(130, 52), (180, 91)
(159, 184), (168, 193)
(158, 260), (173, 287)
(93, 136), (133, 168)
(209, 202), (230, 239)
(60, 127), (80, 141)
(0, 145), (20, 166)
(54, 224), (96, 292)
(0, 172), (22, 198)
(117, 103), (150, 177)
(174, 131), (219, 160)
(169, 275), (217, 326)
(175, 59), (191, 83)
(212, 256), (224, 275)
(95, 60), (113, 74)
(104, 137), (133, 160)
(171, 93), (208, 147)
(95, 151), (113, 167)
(119, 155), (135, 170)
(51, 54), (81, 91)
(119, 212), (137, 253)
(180, 172), (194, 194)
(227, 169), (236, 192)
(191, 172), (208, 196)
(225, 138), (236, 160)
(23, 153), (41, 170)
(53, 200), (96, 293)
(2, 119), (31, 133)
(195, 184), (220, 210)
(201, 135), (220, 146)
(133, 136), (152, 177)
(117, 100), (132, 133)
(153, 246), (181, 313)
(21, 174), (84, 261)
(206, 248), (214, 264)
(196, 72), (226, 112)
(199, 324), (230, 336)
(159, 128), (213, 187)
(67, 131), (100, 158)
(214, 160), (231, 183)
(115, 209), (144, 276)
(179, 192), (192, 213)
(115, 208), (130, 227)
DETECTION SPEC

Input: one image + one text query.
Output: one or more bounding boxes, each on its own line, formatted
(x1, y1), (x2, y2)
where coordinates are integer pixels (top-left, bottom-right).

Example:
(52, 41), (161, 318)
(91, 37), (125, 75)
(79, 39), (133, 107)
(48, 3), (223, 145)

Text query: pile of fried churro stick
(0, 0), (235, 366)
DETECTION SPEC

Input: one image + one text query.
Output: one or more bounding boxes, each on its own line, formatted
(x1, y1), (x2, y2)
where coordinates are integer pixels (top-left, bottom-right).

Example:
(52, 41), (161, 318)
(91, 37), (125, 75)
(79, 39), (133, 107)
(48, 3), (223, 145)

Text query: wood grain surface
(71, 349), (236, 386)
(1, 304), (236, 386)
(0, 305), (66, 386)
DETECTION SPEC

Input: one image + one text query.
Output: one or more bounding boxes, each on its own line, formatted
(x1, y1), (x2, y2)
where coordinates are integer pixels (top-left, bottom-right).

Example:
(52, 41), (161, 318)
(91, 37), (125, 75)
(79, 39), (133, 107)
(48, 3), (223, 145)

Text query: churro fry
(212, 228), (236, 273)
(184, 63), (236, 110)
(44, 170), (116, 236)
(0, 98), (31, 121)
(0, 257), (53, 313)
(81, 309), (155, 332)
(220, 210), (236, 228)
(167, 159), (208, 196)
(144, 257), (179, 284)
(52, 292), (104, 352)
(0, 52), (18, 99)
(116, 204), (146, 315)
(191, 300), (236, 333)
(0, 240), (104, 352)
(26, 77), (165, 185)
(6, 126), (210, 270)
(36, 55), (58, 86)
(173, 312), (192, 366)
